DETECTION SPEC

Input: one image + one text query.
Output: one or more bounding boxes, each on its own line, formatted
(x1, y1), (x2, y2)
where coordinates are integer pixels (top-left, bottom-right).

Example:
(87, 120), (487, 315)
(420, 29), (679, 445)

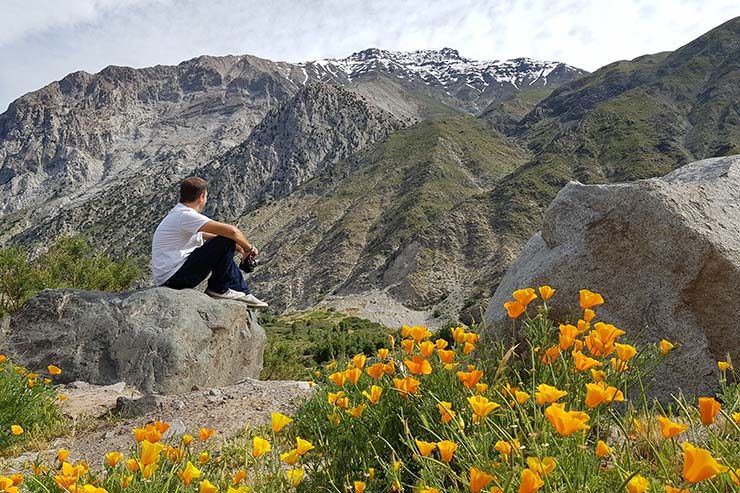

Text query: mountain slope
(4, 83), (403, 259)
(301, 48), (586, 114)
(230, 116), (528, 315)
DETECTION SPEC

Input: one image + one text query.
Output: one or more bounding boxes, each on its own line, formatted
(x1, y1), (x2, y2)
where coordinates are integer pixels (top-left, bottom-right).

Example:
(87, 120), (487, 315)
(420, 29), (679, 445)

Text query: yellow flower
(659, 339), (674, 354)
(538, 285), (555, 300)
(10, 425), (23, 435)
(457, 369), (484, 389)
(392, 376), (421, 396)
(626, 475), (650, 493)
(467, 395), (500, 421)
(435, 338), (449, 349)
(419, 341), (436, 358)
(365, 363), (386, 380)
(585, 322), (624, 357)
(494, 439), (519, 455)
(199, 479), (219, 493)
(328, 371), (346, 386)
(345, 367), (362, 385)
(415, 439), (436, 457)
(519, 468), (544, 493)
(558, 324), (579, 350)
(182, 434), (194, 446)
(469, 466), (495, 493)
(408, 325), (432, 342)
(437, 440), (458, 462)
(697, 397), (720, 425)
(198, 451), (210, 465)
(544, 403), (590, 436)
(354, 481), (367, 493)
(199, 427), (217, 441)
(572, 350), (602, 372)
(452, 327), (467, 343)
(614, 343), (637, 361)
(584, 381), (624, 408)
(732, 411), (740, 425)
(105, 451), (122, 467)
(535, 384), (567, 405)
(57, 449), (70, 462)
(513, 288), (537, 306)
(286, 468), (304, 487)
(140, 440), (164, 467)
(251, 436), (271, 458)
(280, 449), (299, 465)
(362, 385), (383, 404)
(595, 440), (611, 458)
(296, 437), (314, 455)
(437, 401), (456, 424)
(400, 339), (415, 354)
(178, 461), (201, 486)
(377, 348), (389, 359)
(47, 365), (62, 375)
(591, 369), (607, 382)
(351, 353), (367, 369)
(526, 457), (556, 476)
(463, 342), (476, 355)
(665, 486), (690, 493)
(681, 442), (728, 483)
(514, 390), (530, 404)
(717, 360), (732, 372)
(579, 289), (604, 309)
(504, 301), (527, 319)
(404, 355), (432, 375)
(126, 458), (138, 472)
(232, 469), (246, 485)
(437, 348), (455, 365)
(583, 308), (596, 322)
(419, 488), (441, 493)
(347, 404), (366, 418)
(657, 416), (688, 439)
(0, 355), (5, 364)
(271, 412), (293, 433)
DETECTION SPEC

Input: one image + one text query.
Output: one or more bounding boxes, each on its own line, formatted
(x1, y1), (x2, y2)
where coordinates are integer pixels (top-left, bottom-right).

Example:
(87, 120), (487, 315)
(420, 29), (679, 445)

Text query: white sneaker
(205, 288), (247, 301)
(242, 294), (269, 308)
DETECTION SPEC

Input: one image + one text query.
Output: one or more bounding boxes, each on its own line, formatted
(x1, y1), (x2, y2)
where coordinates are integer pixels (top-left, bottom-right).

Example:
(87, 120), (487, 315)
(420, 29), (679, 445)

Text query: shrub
(0, 355), (66, 453)
(0, 235), (140, 318)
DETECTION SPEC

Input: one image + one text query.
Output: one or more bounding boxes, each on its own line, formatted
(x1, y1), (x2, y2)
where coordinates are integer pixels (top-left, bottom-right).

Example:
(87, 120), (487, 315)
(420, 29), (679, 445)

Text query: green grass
(0, 357), (66, 455)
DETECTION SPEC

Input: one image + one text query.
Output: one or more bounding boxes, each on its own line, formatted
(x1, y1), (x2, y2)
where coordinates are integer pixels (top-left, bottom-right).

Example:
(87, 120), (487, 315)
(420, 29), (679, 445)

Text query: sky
(2, 0), (739, 111)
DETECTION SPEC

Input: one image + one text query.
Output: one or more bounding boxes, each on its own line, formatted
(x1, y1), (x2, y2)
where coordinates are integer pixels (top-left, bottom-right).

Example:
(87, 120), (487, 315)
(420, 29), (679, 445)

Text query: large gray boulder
(484, 155), (740, 400)
(3, 287), (265, 394)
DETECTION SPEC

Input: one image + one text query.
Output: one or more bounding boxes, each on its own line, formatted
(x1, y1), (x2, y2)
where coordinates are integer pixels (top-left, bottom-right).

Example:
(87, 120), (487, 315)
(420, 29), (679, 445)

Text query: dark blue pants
(164, 236), (250, 294)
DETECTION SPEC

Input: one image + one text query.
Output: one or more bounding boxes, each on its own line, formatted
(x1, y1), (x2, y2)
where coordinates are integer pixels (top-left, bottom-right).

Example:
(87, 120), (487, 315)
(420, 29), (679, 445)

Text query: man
(151, 176), (268, 308)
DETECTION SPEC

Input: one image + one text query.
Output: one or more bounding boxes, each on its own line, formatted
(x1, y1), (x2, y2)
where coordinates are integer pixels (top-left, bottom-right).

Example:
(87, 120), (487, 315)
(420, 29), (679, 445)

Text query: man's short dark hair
(180, 177), (208, 202)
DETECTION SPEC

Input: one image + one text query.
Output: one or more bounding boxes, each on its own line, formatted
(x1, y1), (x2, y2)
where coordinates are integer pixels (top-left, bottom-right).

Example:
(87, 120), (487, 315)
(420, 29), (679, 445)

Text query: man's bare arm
(198, 221), (257, 255)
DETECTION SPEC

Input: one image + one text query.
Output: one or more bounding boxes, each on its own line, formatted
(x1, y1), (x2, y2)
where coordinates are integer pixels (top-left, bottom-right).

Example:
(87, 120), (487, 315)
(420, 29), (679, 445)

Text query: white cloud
(1, 0), (739, 110)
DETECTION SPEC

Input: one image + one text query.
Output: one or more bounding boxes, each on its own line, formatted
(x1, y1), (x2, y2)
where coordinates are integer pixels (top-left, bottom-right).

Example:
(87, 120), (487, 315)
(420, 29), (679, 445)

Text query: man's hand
(235, 244), (246, 256)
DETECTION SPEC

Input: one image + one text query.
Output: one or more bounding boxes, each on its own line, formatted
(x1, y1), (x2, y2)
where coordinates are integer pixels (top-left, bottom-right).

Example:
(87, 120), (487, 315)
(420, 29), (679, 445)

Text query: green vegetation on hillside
(0, 234), (140, 318)
(259, 310), (393, 380)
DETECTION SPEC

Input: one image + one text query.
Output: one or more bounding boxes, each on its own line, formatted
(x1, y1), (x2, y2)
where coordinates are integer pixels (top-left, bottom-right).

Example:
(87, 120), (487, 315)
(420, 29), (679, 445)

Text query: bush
(0, 355), (66, 453)
(0, 235), (140, 318)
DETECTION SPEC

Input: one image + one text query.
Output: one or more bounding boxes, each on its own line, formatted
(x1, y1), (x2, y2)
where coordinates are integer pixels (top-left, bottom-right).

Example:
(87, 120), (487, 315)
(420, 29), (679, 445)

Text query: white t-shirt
(151, 203), (211, 286)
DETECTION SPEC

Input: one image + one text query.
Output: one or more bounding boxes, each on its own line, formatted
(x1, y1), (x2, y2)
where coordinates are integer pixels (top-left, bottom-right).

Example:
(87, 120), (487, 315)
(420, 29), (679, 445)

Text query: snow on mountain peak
(300, 48), (581, 89)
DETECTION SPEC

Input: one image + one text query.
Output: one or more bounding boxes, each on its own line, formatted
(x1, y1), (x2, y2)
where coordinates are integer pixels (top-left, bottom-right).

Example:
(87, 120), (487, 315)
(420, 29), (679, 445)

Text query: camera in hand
(239, 255), (258, 273)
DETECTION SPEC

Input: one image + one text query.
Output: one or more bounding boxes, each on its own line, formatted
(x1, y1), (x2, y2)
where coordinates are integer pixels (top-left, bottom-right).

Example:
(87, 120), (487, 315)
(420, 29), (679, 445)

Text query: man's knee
(208, 235), (236, 250)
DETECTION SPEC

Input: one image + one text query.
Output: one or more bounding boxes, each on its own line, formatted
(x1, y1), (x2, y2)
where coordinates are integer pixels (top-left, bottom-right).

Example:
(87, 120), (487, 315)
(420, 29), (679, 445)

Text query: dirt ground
(1, 378), (313, 472)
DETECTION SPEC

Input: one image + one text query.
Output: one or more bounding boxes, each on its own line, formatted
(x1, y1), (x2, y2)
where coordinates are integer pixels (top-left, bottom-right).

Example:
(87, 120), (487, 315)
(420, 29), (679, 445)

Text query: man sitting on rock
(151, 176), (268, 308)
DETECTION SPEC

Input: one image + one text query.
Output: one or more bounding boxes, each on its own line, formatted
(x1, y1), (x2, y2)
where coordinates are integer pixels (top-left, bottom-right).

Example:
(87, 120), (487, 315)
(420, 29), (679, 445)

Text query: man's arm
(198, 221), (258, 256)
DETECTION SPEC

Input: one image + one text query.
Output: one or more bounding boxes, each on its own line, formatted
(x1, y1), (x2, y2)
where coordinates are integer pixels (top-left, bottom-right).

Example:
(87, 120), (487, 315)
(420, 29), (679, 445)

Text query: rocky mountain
(12, 16), (740, 325)
(300, 48), (585, 114)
